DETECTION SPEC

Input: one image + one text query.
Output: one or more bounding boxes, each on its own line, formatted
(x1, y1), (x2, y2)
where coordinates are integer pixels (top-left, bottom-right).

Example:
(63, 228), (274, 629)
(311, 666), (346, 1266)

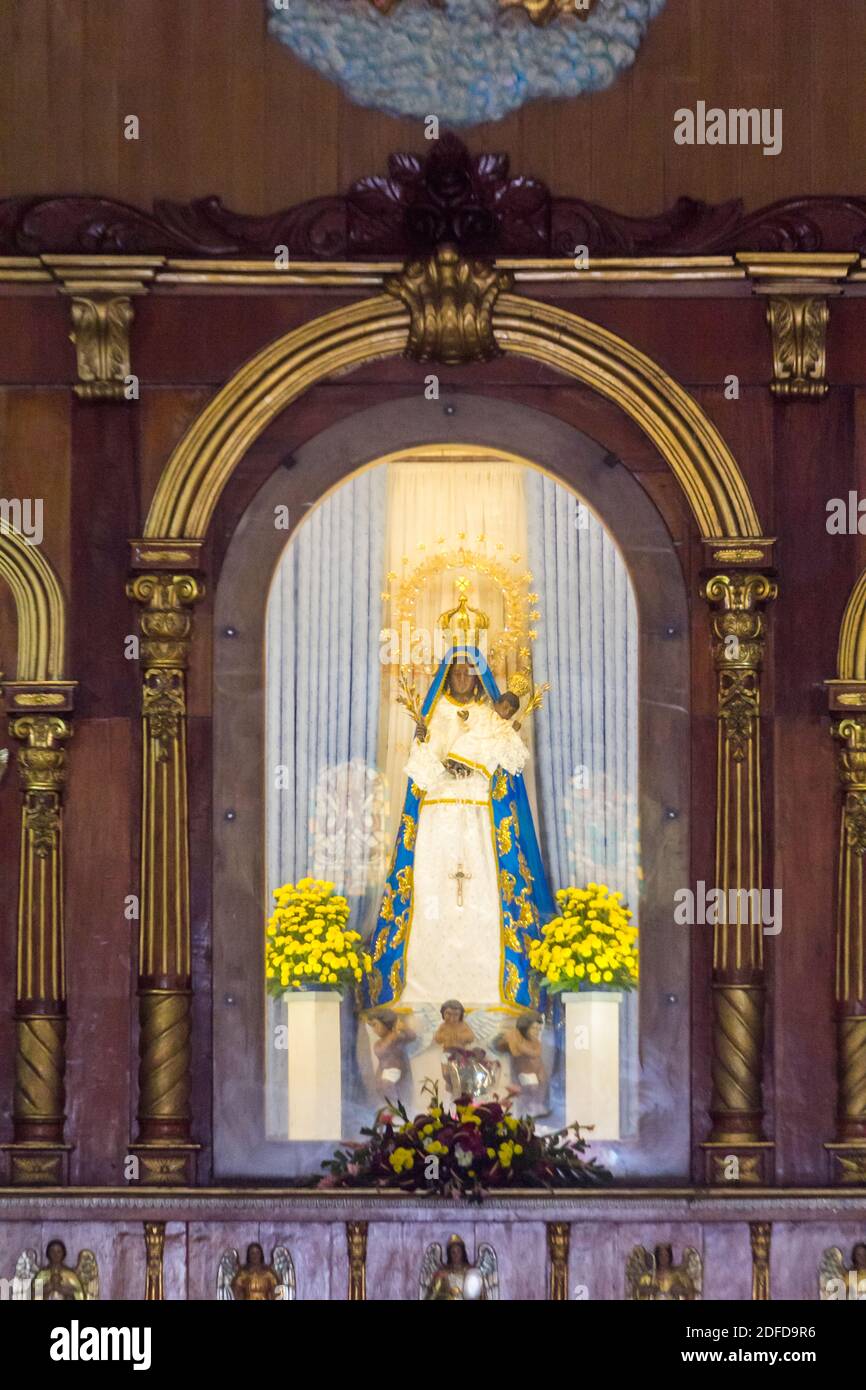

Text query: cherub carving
(626, 1243), (701, 1301)
(14, 1242), (99, 1300)
(217, 1243), (295, 1301)
(819, 1242), (866, 1300)
(419, 1234), (498, 1300)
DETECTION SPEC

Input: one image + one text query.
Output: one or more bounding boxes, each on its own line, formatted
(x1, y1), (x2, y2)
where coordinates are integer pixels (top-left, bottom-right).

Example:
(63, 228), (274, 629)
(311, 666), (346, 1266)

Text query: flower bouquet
(265, 877), (371, 995)
(318, 1085), (612, 1197)
(529, 882), (638, 993)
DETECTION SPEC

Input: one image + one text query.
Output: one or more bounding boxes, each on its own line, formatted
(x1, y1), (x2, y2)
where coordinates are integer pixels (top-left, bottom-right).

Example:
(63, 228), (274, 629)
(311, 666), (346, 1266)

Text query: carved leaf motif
(5, 139), (865, 259)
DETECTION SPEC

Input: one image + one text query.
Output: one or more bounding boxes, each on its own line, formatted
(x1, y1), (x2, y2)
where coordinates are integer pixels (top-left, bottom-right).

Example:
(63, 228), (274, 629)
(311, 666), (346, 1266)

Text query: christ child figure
(493, 1012), (549, 1115)
(434, 999), (476, 1050)
(368, 1009), (416, 1100)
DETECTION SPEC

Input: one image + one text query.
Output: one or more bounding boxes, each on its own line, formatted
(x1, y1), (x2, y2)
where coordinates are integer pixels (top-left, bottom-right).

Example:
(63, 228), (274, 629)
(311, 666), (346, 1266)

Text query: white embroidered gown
(400, 696), (527, 1008)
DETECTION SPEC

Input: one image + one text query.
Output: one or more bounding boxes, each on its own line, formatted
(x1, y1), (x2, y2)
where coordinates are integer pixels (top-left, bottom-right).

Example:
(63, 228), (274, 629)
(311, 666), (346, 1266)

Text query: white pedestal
(562, 990), (623, 1141)
(285, 992), (342, 1140)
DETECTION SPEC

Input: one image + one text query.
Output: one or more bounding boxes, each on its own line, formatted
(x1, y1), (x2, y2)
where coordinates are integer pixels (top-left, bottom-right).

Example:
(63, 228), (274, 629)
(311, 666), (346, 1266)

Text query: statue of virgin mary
(361, 592), (555, 1015)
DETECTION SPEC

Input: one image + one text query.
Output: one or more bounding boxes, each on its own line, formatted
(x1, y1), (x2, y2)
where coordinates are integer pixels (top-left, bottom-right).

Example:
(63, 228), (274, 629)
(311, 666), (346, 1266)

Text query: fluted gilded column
(701, 572), (777, 1185)
(127, 572), (204, 1185)
(346, 1222), (368, 1301)
(2, 711), (73, 1185)
(824, 713), (866, 1182)
(547, 1222), (570, 1300)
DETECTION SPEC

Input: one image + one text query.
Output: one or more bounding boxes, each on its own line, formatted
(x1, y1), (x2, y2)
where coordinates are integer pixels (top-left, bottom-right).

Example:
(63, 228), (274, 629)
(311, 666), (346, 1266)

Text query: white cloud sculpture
(266, 0), (666, 127)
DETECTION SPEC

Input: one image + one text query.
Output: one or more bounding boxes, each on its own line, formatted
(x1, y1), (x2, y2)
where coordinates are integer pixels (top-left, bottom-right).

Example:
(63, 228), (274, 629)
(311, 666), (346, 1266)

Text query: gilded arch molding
(0, 520), (75, 1186)
(142, 293), (768, 546)
(826, 571), (866, 1182)
(0, 517), (67, 683)
(132, 280), (776, 1185)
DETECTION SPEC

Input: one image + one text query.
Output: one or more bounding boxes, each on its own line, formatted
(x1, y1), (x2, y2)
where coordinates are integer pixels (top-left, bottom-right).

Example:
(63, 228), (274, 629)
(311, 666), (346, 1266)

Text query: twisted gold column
(825, 714), (866, 1181)
(3, 712), (72, 1185)
(547, 1222), (569, 1300)
(127, 572), (204, 1185)
(701, 572), (777, 1185)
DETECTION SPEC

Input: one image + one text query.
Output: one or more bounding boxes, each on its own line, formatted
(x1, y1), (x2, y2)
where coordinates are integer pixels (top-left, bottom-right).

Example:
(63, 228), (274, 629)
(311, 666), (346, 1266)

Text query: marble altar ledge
(0, 1187), (865, 1223)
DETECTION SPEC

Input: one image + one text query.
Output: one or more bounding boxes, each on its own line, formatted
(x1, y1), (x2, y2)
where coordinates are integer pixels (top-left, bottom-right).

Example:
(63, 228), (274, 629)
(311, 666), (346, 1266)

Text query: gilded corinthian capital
(9, 715), (71, 859)
(836, 717), (866, 855)
(702, 572), (777, 762)
(384, 244), (513, 365)
(127, 572), (205, 666)
(127, 573), (204, 764)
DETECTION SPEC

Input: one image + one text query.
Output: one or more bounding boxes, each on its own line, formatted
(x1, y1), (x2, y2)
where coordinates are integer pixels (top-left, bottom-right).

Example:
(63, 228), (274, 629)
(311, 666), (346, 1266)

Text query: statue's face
(448, 662), (477, 700)
(854, 1244), (866, 1268)
(527, 1021), (542, 1043)
(370, 1018), (388, 1038)
(47, 1242), (65, 1266)
(656, 1246), (672, 1268)
(448, 1243), (466, 1267)
(443, 1007), (461, 1025)
(248, 1245), (264, 1266)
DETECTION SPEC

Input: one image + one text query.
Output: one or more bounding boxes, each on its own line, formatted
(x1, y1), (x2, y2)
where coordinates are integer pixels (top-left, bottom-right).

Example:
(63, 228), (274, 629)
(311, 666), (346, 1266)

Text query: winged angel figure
(819, 1243), (866, 1300)
(217, 1243), (296, 1301)
(626, 1243), (701, 1301)
(420, 1235), (499, 1301)
(14, 1243), (99, 1300)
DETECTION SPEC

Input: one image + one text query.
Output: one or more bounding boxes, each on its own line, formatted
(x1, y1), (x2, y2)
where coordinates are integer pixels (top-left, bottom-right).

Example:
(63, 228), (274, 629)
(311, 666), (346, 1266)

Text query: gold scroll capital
(9, 714), (71, 859)
(67, 293), (135, 401)
(44, 256), (162, 402)
(835, 717), (866, 855)
(765, 295), (829, 400)
(128, 573), (204, 763)
(384, 244), (513, 365)
(127, 572), (205, 667)
(702, 572), (777, 762)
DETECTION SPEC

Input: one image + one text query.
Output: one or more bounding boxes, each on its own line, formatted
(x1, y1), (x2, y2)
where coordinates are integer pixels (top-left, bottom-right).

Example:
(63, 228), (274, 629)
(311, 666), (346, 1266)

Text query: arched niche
(211, 394), (689, 1181)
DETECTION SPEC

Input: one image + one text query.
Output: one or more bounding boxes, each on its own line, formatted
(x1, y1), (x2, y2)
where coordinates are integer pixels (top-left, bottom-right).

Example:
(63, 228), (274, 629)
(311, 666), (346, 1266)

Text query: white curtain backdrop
(525, 468), (639, 1132)
(264, 457), (639, 1136)
(266, 465), (388, 911)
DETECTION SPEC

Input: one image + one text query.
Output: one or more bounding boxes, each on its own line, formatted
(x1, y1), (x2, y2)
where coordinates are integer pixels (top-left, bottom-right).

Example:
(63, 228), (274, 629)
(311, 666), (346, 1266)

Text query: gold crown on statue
(439, 577), (490, 649)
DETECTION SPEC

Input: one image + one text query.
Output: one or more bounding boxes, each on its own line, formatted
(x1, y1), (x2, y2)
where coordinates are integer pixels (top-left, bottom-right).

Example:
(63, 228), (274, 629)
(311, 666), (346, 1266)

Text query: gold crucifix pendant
(449, 862), (472, 908)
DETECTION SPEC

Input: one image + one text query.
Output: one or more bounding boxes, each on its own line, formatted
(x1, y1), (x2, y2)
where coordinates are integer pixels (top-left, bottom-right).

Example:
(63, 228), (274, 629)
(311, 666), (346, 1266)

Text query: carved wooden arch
(836, 569), (866, 681)
(0, 518), (66, 682)
(142, 294), (767, 544)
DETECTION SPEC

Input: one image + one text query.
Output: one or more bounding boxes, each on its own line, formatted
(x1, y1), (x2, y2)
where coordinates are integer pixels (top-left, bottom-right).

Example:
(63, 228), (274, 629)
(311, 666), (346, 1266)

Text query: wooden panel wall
(0, 278), (863, 1183)
(0, 0), (864, 215)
